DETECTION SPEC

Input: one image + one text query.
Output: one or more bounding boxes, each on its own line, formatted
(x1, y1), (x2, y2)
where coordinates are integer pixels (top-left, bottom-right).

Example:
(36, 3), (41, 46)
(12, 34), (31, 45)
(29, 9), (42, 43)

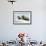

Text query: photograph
(13, 11), (32, 25)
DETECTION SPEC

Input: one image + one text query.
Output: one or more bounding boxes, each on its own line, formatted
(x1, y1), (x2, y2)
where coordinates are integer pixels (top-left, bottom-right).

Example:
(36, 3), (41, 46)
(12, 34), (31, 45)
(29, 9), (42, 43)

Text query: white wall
(0, 0), (46, 41)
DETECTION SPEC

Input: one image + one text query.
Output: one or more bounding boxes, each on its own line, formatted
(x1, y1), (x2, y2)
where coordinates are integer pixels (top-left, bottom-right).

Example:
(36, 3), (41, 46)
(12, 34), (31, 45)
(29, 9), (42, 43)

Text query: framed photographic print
(13, 11), (32, 25)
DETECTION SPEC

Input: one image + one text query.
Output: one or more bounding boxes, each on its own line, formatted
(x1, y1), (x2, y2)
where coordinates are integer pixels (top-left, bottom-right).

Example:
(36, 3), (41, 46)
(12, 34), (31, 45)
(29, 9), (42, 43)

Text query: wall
(0, 0), (46, 41)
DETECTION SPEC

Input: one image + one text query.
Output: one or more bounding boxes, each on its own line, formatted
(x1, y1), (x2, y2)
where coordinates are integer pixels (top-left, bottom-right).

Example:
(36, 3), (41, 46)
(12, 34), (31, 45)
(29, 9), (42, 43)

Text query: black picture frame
(13, 11), (32, 25)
